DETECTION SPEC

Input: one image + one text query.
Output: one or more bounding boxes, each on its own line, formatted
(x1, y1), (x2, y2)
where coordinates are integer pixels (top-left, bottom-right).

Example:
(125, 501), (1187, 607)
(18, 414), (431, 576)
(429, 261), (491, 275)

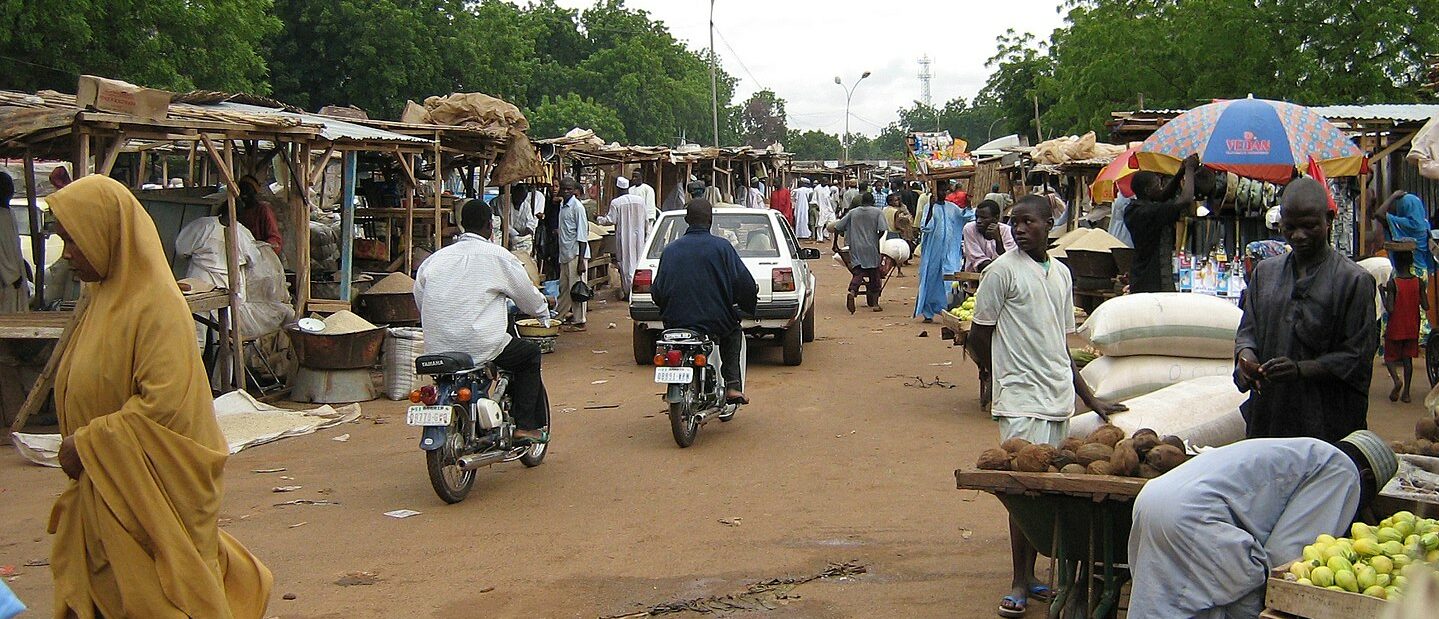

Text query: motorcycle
(407, 351), (549, 503)
(652, 328), (746, 447)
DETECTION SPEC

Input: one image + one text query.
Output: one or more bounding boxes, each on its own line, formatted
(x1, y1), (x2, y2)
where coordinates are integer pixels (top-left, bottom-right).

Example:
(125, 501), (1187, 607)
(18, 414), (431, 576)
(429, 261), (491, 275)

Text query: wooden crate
(1264, 563), (1390, 619)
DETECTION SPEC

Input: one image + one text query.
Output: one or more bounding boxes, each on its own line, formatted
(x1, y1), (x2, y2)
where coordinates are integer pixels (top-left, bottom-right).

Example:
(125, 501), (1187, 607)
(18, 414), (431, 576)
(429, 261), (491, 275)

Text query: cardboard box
(75, 75), (171, 121)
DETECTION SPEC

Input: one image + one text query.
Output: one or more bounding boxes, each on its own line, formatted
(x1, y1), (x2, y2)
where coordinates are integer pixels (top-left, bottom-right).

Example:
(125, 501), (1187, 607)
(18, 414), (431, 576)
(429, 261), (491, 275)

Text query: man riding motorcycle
(651, 199), (759, 403)
(413, 199), (551, 443)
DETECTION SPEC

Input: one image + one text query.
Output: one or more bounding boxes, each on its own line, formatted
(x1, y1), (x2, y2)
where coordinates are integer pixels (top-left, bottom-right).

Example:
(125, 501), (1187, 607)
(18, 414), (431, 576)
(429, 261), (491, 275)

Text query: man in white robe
(1128, 431), (1397, 618)
(600, 176), (650, 300)
(0, 172), (31, 312)
(814, 180), (837, 242)
(792, 179), (813, 239)
(628, 169), (658, 221)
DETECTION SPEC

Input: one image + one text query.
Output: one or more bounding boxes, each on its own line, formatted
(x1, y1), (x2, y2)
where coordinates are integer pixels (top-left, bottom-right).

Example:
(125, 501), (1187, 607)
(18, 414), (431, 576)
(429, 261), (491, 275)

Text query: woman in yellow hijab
(45, 175), (271, 618)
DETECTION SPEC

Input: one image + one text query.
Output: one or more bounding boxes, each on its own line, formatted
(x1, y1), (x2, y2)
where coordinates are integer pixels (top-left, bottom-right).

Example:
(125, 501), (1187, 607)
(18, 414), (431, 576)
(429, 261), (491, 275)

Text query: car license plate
(406, 405), (452, 426)
(654, 367), (694, 384)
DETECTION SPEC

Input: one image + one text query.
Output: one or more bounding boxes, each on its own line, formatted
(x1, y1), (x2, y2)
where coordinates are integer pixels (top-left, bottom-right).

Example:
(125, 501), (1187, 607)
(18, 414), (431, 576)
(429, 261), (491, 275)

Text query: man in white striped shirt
(415, 199), (552, 443)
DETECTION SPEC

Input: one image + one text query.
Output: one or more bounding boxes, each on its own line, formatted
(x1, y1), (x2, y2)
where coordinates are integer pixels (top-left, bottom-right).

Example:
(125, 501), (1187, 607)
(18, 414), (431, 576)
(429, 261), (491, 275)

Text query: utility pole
(710, 0), (719, 146)
(834, 71), (872, 163)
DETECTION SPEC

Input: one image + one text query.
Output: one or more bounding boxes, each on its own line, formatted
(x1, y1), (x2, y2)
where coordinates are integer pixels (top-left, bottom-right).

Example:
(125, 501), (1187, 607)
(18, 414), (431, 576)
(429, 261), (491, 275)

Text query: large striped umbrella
(1137, 96), (1365, 185)
(1089, 144), (1142, 204)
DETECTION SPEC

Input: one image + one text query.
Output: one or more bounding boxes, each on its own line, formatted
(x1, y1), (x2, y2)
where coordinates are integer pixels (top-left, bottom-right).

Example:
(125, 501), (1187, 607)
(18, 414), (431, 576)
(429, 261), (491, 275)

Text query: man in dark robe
(1124, 154), (1198, 293)
(1235, 177), (1377, 443)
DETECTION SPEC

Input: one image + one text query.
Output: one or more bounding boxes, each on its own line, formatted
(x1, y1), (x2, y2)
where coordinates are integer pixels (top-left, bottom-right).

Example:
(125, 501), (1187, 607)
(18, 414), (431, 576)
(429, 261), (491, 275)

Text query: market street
(0, 253), (1423, 618)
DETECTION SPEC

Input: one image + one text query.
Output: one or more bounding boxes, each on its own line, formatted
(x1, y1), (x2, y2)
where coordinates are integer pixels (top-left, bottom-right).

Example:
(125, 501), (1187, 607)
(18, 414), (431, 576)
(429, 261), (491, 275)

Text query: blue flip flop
(1028, 583), (1055, 603)
(998, 594), (1026, 618)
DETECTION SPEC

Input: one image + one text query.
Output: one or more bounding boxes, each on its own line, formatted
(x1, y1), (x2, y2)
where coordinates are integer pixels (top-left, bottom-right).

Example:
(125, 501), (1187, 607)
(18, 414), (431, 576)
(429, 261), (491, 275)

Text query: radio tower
(918, 55), (933, 109)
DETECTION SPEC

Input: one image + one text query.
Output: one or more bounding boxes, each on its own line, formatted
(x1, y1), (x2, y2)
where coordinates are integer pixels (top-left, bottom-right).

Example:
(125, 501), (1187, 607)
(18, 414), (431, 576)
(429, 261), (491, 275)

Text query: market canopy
(1136, 97), (1367, 184)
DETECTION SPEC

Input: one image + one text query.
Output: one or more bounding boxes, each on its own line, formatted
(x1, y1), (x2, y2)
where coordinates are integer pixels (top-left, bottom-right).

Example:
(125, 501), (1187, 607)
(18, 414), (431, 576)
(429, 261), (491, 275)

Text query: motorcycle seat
(415, 352), (478, 375)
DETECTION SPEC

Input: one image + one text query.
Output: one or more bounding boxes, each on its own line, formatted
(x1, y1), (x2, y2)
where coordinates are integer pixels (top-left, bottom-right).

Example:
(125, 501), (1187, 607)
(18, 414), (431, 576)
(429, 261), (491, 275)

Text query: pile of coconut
(974, 425), (1192, 478)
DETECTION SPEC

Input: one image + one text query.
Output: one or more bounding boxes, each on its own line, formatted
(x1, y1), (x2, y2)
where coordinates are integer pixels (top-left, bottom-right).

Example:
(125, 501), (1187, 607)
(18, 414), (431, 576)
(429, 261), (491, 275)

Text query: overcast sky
(553, 0), (1068, 138)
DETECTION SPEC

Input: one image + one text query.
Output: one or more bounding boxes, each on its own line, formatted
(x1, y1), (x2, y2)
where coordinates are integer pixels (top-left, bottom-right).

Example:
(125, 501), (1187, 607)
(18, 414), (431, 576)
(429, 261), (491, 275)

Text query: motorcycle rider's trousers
(718, 328), (743, 390)
(493, 337), (546, 430)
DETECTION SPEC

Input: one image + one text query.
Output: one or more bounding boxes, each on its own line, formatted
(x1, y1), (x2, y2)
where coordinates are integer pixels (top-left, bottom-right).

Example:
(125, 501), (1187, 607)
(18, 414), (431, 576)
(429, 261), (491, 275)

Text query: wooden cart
(956, 470), (1148, 618)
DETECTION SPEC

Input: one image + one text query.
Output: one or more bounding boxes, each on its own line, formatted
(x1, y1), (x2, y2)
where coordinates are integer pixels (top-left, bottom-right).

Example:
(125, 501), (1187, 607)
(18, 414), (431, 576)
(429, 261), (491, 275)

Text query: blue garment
(0, 579), (23, 619)
(915, 200), (968, 318)
(557, 196), (588, 263)
(1108, 195), (1134, 247)
(652, 225), (759, 337)
(1387, 193), (1433, 271)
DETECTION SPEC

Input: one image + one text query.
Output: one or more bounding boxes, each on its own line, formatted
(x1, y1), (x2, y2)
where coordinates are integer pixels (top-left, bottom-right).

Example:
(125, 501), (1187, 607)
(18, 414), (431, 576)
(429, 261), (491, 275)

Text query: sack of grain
(1080, 355), (1236, 402)
(1078, 292), (1241, 358)
(383, 327), (424, 400)
(1069, 375), (1246, 449)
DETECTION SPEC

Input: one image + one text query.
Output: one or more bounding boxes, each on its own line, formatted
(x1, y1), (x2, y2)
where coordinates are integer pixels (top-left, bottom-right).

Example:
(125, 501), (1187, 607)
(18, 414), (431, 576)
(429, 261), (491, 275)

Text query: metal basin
(356, 293), (419, 325)
(286, 325), (387, 370)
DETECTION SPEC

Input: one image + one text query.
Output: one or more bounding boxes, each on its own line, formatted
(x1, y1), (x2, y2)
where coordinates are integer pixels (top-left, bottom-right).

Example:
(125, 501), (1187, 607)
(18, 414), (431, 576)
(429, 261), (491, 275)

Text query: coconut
(1109, 439), (1141, 477)
(1001, 437), (1033, 454)
(1060, 463), (1087, 474)
(1076, 443), (1114, 466)
(1131, 433), (1160, 458)
(1086, 425), (1126, 448)
(1052, 449), (1078, 469)
(1086, 461), (1116, 476)
(1418, 416), (1439, 442)
(1160, 435), (1186, 451)
(1046, 466), (1061, 473)
(1014, 444), (1058, 472)
(1137, 464), (1162, 479)
(976, 448), (1012, 470)
(1426, 442), (1439, 457)
(1391, 441), (1408, 454)
(1132, 428), (1159, 440)
(1146, 444), (1188, 473)
(1060, 437), (1085, 453)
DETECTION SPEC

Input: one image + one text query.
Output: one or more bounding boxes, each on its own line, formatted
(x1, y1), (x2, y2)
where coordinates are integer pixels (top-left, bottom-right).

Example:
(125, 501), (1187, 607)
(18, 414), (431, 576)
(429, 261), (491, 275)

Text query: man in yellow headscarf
(45, 175), (271, 618)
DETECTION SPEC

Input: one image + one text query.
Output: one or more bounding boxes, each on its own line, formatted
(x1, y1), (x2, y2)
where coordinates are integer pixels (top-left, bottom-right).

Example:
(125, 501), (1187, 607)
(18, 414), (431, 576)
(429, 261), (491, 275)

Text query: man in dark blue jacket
(652, 199), (759, 403)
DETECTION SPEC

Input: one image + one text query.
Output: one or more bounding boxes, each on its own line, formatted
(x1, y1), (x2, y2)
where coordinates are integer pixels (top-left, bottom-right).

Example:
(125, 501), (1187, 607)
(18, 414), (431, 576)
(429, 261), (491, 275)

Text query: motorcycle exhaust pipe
(457, 451), (507, 471)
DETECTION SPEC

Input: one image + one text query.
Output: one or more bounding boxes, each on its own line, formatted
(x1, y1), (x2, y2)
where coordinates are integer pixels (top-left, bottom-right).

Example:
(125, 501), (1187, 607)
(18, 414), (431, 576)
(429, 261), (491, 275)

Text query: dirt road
(0, 251), (1424, 618)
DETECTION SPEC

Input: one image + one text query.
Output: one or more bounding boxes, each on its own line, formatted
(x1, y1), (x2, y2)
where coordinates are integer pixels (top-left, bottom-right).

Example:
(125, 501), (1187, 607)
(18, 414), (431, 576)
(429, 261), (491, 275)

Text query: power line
(711, 26), (766, 92)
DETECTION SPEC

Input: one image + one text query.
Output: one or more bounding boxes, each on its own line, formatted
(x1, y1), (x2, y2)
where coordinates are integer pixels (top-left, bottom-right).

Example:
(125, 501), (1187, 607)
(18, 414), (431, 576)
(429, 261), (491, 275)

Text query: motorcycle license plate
(406, 405), (452, 426)
(654, 367), (694, 384)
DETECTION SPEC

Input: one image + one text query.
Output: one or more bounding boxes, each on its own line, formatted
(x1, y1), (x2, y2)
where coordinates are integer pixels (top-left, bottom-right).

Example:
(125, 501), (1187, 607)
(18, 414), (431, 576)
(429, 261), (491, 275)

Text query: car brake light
(420, 385), (438, 406)
(666, 350), (682, 367)
(773, 267), (795, 292)
(633, 269), (653, 294)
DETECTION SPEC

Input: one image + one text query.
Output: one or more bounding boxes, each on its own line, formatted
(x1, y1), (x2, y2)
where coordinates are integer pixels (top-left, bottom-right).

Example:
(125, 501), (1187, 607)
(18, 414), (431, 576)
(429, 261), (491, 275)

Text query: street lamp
(834, 71), (871, 163)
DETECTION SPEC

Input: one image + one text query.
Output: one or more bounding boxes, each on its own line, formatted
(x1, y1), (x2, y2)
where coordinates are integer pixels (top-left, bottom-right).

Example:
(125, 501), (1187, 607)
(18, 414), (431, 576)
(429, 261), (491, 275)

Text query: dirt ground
(0, 249), (1428, 618)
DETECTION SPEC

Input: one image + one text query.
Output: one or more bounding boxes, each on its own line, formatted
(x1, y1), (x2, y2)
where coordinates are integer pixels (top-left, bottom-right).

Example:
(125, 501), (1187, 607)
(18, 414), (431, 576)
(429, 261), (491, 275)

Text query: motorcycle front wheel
(426, 407), (476, 504)
(668, 388), (700, 448)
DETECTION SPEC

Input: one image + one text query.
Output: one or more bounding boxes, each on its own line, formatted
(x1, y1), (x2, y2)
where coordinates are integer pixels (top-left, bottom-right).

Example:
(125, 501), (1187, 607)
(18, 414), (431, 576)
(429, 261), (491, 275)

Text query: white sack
(1069, 375), (1247, 450)
(1078, 292), (1242, 358)
(1080, 355), (1236, 402)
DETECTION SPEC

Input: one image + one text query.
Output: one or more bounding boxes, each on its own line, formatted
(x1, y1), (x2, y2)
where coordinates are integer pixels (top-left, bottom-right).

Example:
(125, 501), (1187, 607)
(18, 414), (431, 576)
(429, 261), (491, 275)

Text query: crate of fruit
(1266, 562), (1390, 619)
(1265, 510), (1439, 617)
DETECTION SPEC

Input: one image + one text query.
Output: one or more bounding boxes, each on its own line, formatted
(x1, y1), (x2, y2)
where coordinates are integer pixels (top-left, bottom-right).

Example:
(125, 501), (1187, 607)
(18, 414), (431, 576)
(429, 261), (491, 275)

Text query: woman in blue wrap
(1373, 188), (1433, 339)
(914, 192), (969, 321)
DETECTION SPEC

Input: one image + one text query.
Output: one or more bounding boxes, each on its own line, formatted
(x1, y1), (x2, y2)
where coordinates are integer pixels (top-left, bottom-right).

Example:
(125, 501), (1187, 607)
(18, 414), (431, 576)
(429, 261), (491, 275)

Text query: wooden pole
(198, 135), (246, 391)
(399, 153), (416, 274)
(433, 135), (444, 250)
(187, 140), (198, 187)
(73, 130), (91, 178)
(295, 142), (312, 312)
(9, 295), (90, 434)
(23, 152), (44, 310)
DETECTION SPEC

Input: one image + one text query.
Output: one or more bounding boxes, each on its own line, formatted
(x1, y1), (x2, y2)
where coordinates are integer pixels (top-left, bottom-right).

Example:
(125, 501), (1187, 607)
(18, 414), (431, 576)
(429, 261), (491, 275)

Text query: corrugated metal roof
(1308, 104), (1439, 123)
(213, 102), (432, 145)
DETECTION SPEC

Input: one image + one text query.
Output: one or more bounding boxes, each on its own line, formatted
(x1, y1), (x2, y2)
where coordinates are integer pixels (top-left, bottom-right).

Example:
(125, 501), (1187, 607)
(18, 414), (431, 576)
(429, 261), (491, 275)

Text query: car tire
(801, 303), (815, 343)
(632, 324), (656, 365)
(782, 323), (803, 366)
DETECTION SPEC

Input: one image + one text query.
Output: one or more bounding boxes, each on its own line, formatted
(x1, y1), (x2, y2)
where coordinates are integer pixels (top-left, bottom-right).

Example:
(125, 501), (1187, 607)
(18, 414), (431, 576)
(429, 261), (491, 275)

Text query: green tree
(786, 129), (842, 161)
(267, 0), (531, 115)
(740, 89), (787, 149)
(977, 30), (1055, 140)
(527, 94), (626, 142)
(0, 0), (279, 93)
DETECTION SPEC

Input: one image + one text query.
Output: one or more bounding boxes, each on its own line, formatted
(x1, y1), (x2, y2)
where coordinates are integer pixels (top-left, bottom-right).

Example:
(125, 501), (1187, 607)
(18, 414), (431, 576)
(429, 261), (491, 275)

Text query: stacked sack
(1071, 293), (1247, 447)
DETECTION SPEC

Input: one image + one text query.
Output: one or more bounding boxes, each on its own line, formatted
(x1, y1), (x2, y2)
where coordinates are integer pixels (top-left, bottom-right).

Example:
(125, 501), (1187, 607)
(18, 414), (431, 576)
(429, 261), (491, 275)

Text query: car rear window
(646, 212), (781, 259)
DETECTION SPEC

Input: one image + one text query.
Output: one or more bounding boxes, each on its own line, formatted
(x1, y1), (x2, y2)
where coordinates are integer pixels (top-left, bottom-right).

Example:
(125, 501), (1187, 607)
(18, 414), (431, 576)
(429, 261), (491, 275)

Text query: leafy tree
(978, 30), (1054, 140)
(740, 89), (787, 148)
(527, 94), (626, 142)
(786, 129), (843, 161)
(267, 0), (532, 115)
(0, 0), (279, 93)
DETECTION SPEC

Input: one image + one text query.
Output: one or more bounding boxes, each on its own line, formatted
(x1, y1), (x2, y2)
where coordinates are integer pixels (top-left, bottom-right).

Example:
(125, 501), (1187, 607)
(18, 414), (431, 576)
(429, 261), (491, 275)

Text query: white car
(629, 208), (820, 366)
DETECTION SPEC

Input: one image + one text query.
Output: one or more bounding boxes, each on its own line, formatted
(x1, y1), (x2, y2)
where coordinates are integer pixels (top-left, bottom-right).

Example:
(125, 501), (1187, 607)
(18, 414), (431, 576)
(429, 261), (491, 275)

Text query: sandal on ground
(846, 293), (857, 314)
(1028, 584), (1055, 603)
(998, 595), (1026, 618)
(1390, 383), (1402, 402)
(560, 324), (587, 333)
(724, 391), (750, 405)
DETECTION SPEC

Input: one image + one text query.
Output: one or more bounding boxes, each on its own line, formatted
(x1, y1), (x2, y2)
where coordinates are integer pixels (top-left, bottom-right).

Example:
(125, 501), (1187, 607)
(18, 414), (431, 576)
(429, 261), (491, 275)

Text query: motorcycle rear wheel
(425, 408), (476, 504)
(668, 394), (700, 448)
